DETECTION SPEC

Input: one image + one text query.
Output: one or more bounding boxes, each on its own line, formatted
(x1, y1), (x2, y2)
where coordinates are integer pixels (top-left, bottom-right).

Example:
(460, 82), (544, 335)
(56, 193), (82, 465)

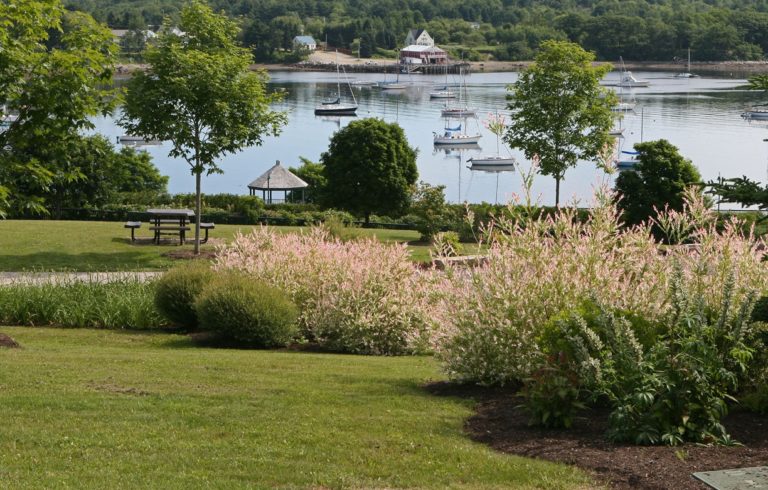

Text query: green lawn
(0, 327), (591, 489)
(0, 220), (436, 271)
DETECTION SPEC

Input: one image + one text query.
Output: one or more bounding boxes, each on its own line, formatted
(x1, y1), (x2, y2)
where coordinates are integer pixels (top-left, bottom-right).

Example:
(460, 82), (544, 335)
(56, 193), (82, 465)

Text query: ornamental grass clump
(437, 186), (768, 387)
(214, 226), (440, 355)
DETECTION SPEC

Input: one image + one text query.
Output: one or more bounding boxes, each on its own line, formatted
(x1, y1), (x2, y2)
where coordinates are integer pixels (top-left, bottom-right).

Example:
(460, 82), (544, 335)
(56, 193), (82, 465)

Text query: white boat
(741, 107), (768, 120)
(441, 67), (476, 117)
(433, 122), (481, 145)
(468, 113), (514, 165)
(379, 81), (408, 90)
(117, 135), (162, 146)
(675, 49), (698, 79)
(350, 80), (376, 86)
(430, 65), (456, 99)
(606, 57), (650, 88)
(611, 102), (636, 112)
(430, 87), (456, 99)
(468, 161), (516, 172)
(618, 71), (651, 88)
(315, 53), (357, 116)
(468, 155), (516, 166)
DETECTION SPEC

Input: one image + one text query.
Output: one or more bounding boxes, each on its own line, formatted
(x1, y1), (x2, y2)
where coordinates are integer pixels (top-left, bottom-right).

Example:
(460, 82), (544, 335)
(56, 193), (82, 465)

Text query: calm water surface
(93, 71), (768, 207)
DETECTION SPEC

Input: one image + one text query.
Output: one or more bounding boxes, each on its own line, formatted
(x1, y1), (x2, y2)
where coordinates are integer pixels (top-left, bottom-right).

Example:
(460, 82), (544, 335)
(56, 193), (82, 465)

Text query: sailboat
(441, 67), (477, 117)
(433, 119), (481, 145)
(430, 64), (456, 99)
(616, 107), (644, 170)
(314, 53), (357, 116)
(675, 49), (698, 79)
(468, 113), (515, 167)
(378, 61), (407, 90)
(611, 67), (636, 113)
(611, 57), (650, 88)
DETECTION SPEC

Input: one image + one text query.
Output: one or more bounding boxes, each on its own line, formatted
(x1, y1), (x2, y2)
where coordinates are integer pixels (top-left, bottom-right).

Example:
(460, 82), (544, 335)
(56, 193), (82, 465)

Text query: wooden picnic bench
(146, 209), (194, 245)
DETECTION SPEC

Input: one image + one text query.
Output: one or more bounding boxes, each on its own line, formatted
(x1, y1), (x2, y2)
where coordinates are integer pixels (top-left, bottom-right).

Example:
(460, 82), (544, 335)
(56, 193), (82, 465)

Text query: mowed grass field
(0, 220), (439, 271)
(0, 327), (591, 489)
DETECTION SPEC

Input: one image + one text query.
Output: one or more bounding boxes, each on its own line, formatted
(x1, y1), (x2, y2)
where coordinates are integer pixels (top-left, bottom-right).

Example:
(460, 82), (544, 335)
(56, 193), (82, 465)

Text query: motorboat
(741, 107), (768, 120)
(618, 71), (651, 88)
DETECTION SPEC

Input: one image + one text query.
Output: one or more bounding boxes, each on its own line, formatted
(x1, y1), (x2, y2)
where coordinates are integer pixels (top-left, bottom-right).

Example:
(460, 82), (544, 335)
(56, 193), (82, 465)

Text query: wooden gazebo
(248, 161), (309, 204)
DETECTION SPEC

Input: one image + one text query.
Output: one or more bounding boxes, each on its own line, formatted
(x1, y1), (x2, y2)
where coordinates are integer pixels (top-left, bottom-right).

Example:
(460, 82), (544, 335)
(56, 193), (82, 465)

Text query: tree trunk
(194, 170), (201, 255)
(364, 211), (370, 226)
(555, 175), (561, 208)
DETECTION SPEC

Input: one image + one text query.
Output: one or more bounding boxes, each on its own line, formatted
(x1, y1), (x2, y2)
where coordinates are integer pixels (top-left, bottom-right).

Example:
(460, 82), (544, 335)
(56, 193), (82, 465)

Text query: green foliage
(120, 1), (287, 252)
(431, 231), (463, 257)
(0, 1), (118, 216)
(196, 273), (298, 347)
(505, 41), (615, 206)
(289, 158), (327, 203)
(523, 353), (585, 429)
(410, 182), (452, 241)
(321, 118), (418, 224)
(154, 262), (214, 329)
(0, 277), (164, 330)
(548, 271), (756, 445)
(707, 175), (768, 218)
(615, 139), (702, 228)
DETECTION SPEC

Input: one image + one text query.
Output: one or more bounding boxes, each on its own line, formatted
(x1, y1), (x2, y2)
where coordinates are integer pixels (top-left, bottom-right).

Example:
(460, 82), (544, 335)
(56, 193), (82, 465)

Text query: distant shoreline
(117, 59), (768, 78)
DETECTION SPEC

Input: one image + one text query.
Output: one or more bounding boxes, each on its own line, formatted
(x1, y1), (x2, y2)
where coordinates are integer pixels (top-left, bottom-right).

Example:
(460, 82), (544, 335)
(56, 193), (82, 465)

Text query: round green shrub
(154, 262), (214, 329)
(195, 274), (298, 347)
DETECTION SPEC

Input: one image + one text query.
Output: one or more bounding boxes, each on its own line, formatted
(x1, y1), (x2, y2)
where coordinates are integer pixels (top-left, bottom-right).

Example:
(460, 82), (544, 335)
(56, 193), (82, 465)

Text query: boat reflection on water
(434, 143), (482, 202)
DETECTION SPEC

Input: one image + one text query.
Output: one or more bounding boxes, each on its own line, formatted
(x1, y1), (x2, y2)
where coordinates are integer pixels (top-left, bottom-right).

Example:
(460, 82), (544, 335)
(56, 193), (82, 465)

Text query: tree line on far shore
(67, 0), (768, 63)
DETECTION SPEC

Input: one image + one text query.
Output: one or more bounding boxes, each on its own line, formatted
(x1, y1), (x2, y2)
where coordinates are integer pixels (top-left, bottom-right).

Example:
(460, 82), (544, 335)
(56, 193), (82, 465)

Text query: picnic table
(147, 208), (194, 245)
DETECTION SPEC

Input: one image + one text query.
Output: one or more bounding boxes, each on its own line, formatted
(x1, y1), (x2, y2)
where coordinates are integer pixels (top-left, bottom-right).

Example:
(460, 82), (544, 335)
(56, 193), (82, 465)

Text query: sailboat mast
(335, 50), (341, 98)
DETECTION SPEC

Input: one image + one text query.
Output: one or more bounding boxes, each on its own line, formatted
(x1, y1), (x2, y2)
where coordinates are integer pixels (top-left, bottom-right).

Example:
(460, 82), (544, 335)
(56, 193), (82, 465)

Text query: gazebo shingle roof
(248, 161), (308, 191)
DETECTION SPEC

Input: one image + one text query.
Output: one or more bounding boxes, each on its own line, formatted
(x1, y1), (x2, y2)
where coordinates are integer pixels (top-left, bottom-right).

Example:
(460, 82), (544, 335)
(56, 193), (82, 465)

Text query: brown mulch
(425, 382), (768, 489)
(0, 333), (20, 348)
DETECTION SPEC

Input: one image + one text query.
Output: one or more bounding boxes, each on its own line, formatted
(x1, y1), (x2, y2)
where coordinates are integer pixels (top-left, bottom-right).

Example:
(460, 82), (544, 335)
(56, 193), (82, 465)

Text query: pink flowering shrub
(214, 227), (440, 355)
(437, 188), (768, 386)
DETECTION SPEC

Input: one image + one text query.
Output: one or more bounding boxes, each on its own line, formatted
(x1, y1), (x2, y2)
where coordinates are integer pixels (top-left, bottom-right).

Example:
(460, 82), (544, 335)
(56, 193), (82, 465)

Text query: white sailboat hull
(314, 103), (357, 115)
(433, 133), (481, 145)
(742, 109), (768, 120)
(468, 155), (516, 166)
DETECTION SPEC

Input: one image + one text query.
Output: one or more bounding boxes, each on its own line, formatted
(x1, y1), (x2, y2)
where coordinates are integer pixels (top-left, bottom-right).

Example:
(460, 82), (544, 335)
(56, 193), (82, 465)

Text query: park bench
(200, 222), (215, 243)
(124, 221), (142, 242)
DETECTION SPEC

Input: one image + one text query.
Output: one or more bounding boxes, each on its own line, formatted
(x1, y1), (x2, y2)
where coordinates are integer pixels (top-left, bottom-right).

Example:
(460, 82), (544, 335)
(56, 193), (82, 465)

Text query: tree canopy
(66, 0), (768, 63)
(504, 40), (615, 206)
(120, 0), (287, 253)
(615, 139), (701, 227)
(320, 118), (418, 223)
(0, 0), (117, 216)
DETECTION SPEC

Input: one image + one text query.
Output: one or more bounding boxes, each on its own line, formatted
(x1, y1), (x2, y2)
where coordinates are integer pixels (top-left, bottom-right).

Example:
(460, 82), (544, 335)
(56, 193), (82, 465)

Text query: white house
(404, 29), (434, 47)
(293, 35), (317, 51)
(400, 44), (447, 65)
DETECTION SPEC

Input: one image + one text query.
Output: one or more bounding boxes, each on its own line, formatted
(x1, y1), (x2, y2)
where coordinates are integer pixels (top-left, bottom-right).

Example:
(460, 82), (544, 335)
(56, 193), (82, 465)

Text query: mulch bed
(0, 333), (20, 348)
(426, 382), (768, 489)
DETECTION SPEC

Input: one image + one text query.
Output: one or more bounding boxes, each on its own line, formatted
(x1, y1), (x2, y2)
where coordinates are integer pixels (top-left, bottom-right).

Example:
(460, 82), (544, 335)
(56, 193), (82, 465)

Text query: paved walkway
(0, 272), (162, 285)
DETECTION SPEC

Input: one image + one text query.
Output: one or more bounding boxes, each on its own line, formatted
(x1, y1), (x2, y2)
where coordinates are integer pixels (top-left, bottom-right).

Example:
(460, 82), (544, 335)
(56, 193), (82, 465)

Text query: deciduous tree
(504, 40), (615, 206)
(0, 0), (117, 215)
(320, 118), (417, 224)
(614, 139), (701, 227)
(120, 1), (287, 253)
